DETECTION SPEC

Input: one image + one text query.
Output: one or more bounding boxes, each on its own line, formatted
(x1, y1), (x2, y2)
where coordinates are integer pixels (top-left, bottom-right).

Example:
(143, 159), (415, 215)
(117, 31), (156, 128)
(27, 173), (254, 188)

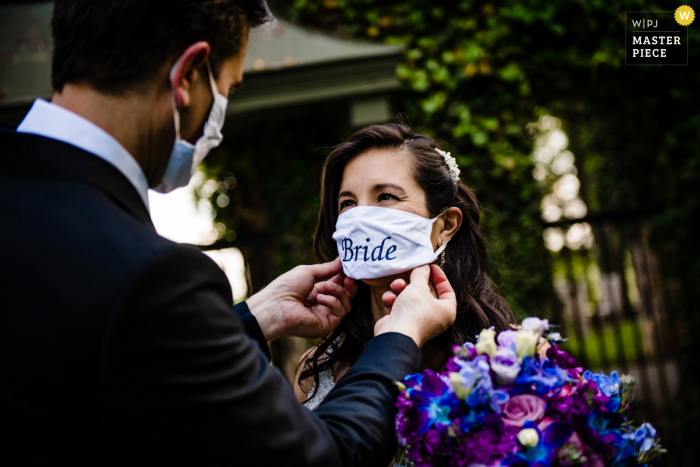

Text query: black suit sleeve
(234, 301), (271, 362)
(102, 245), (422, 467)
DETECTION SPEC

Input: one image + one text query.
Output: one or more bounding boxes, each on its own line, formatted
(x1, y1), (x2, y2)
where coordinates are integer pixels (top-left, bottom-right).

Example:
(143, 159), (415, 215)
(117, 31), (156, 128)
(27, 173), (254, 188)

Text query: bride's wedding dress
(305, 368), (335, 410)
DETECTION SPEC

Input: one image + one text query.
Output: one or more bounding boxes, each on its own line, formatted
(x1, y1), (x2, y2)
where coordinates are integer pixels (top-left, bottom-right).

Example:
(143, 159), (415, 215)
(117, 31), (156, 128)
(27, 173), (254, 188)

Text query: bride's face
(337, 148), (443, 288)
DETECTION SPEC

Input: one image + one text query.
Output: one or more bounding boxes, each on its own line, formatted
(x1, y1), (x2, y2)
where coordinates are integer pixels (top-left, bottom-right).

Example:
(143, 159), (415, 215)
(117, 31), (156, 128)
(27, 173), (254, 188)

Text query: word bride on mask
(332, 206), (449, 280)
(340, 236), (398, 263)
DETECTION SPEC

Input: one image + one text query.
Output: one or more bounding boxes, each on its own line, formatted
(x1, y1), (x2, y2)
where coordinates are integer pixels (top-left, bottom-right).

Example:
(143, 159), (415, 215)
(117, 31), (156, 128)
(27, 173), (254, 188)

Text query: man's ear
(440, 207), (463, 244)
(170, 41), (211, 108)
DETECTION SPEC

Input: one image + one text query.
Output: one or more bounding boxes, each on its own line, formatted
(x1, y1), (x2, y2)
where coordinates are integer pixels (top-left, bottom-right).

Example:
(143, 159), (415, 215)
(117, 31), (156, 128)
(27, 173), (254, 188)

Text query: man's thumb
(408, 264), (431, 285)
(304, 257), (343, 281)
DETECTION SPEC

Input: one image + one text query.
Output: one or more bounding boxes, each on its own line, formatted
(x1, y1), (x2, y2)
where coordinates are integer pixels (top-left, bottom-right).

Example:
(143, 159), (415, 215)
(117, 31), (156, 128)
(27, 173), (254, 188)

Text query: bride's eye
(339, 199), (356, 210)
(378, 192), (399, 202)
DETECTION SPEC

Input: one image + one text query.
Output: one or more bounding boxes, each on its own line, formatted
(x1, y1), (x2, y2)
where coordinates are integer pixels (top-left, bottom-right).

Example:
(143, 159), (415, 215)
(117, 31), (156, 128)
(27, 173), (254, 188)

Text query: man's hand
(374, 265), (456, 347)
(246, 258), (357, 341)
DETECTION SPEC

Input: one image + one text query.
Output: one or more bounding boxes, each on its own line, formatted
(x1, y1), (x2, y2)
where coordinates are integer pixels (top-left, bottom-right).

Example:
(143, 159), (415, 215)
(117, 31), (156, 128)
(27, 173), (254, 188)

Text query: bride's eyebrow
(372, 183), (406, 194)
(338, 190), (354, 198)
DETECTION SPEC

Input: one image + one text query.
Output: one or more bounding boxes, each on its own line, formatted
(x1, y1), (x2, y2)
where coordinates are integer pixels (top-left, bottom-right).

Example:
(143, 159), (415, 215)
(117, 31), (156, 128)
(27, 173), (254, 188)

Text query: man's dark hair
(51, 0), (271, 94)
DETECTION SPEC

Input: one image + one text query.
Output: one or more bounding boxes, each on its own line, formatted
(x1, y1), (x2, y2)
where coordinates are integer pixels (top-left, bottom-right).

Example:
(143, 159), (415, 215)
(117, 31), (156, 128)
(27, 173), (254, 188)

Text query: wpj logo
(625, 8), (691, 66)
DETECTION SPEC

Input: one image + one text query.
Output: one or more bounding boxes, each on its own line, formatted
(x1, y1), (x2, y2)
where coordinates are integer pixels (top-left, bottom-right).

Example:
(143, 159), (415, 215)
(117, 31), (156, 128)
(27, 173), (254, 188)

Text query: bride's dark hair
(299, 122), (516, 400)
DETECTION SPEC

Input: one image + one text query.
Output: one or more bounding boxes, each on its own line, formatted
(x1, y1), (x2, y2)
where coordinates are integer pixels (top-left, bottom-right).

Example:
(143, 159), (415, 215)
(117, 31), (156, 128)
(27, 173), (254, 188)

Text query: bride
(294, 122), (518, 457)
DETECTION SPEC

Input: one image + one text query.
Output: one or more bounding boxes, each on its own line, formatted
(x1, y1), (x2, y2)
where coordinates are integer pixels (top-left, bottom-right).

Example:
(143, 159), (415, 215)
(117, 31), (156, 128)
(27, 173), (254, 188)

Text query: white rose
(521, 317), (549, 336)
(517, 428), (540, 447)
(475, 329), (497, 357)
(516, 329), (539, 360)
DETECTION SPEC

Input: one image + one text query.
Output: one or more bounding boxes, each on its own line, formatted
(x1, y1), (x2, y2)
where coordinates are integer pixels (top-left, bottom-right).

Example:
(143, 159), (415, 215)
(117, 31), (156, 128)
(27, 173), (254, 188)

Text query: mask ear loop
(170, 58), (219, 142)
(169, 57), (184, 141)
(432, 209), (451, 263)
(205, 60), (220, 98)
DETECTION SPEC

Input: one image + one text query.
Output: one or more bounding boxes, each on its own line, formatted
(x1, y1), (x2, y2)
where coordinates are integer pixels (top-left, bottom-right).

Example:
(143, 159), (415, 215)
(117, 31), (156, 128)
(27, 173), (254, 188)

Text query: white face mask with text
(332, 206), (448, 280)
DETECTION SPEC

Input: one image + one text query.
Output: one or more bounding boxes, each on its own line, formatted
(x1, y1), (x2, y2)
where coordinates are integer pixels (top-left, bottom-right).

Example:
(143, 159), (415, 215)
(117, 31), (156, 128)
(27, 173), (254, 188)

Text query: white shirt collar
(17, 99), (150, 211)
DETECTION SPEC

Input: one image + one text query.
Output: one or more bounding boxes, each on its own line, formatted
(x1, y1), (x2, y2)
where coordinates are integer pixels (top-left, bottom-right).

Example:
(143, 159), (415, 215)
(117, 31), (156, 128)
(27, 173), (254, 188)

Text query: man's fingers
(429, 264), (456, 303)
(330, 270), (344, 287)
(390, 278), (407, 293)
(315, 293), (347, 319)
(343, 274), (358, 300)
(318, 280), (352, 315)
(428, 279), (437, 299)
(303, 257), (343, 282)
(408, 264), (431, 285)
(382, 290), (397, 308)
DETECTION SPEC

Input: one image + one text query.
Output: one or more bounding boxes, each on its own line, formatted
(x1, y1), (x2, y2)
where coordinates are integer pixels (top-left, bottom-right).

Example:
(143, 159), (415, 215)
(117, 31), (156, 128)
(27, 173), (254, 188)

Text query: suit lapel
(0, 125), (154, 228)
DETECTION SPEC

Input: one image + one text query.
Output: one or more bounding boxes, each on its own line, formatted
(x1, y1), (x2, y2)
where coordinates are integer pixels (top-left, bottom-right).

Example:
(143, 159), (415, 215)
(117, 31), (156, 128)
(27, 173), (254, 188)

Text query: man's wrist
(245, 292), (285, 342)
(375, 323), (424, 348)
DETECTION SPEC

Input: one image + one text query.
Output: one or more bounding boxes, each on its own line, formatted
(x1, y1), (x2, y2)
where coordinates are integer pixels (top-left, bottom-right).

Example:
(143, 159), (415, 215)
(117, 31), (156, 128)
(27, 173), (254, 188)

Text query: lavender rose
(502, 394), (546, 427)
(490, 347), (520, 386)
(497, 330), (517, 350)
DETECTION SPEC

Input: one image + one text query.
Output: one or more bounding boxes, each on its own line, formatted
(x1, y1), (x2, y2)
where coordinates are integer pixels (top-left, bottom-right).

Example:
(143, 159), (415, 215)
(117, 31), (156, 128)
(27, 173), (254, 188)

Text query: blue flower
(406, 370), (458, 435)
(605, 395), (622, 413)
(611, 442), (637, 466)
(403, 373), (423, 389)
(588, 409), (624, 437)
(583, 370), (621, 397)
(501, 421), (573, 467)
(456, 355), (491, 392)
(458, 406), (489, 433)
(515, 356), (575, 395)
(627, 423), (657, 453)
(455, 355), (510, 412)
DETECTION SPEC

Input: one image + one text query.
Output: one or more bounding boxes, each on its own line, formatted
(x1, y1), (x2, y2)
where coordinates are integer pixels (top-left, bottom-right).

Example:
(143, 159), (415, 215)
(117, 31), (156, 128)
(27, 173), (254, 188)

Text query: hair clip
(435, 148), (460, 181)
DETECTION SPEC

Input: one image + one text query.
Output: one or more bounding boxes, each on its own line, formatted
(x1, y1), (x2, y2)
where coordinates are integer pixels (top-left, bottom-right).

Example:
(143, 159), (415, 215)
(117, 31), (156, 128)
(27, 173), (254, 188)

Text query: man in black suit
(0, 1), (457, 466)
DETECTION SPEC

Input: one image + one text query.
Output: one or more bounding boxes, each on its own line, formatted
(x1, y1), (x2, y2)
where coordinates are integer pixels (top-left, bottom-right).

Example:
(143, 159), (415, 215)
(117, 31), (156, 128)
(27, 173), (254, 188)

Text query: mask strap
(171, 92), (182, 141)
(431, 209), (451, 256)
(205, 60), (220, 98)
(430, 209), (450, 223)
(435, 238), (449, 256)
(169, 56), (184, 141)
(170, 58), (219, 142)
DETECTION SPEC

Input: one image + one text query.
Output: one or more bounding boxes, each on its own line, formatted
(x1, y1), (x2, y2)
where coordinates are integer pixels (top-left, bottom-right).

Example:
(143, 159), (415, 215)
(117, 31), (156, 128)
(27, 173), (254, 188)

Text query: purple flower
(545, 345), (583, 376)
(497, 330), (518, 350)
(502, 394), (546, 427)
(491, 346), (521, 386)
(548, 380), (601, 422)
(449, 422), (521, 467)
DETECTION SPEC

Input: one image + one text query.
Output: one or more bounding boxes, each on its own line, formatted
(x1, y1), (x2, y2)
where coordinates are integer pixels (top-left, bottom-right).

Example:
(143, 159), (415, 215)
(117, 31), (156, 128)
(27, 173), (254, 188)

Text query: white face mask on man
(332, 206), (449, 280)
(154, 58), (229, 193)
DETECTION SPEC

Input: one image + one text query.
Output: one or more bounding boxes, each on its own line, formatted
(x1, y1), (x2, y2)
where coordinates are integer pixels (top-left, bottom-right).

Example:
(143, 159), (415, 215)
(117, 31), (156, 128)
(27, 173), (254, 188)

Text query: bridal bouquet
(394, 318), (665, 467)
